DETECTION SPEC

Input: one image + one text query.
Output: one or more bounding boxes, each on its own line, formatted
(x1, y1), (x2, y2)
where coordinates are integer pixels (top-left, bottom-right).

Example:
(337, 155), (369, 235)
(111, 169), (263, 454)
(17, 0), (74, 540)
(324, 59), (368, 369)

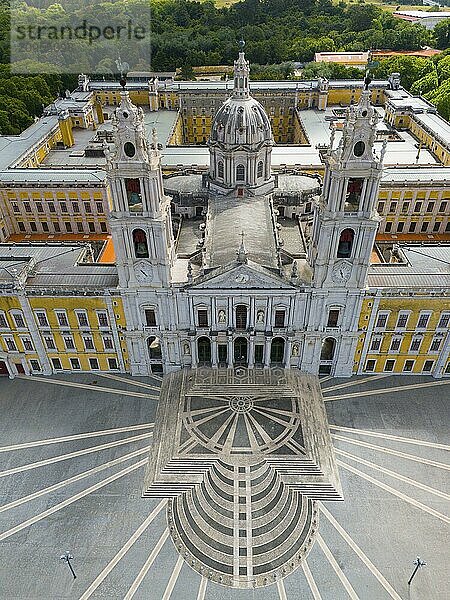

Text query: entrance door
(16, 363), (25, 374)
(197, 337), (211, 364)
(255, 344), (264, 365)
(0, 361), (8, 376)
(234, 337), (248, 365)
(270, 337), (285, 364)
(218, 344), (227, 365)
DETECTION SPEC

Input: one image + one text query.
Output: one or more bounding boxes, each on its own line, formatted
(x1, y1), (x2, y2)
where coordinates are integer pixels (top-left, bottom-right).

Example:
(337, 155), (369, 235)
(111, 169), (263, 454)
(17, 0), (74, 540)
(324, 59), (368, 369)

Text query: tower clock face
(331, 261), (352, 284)
(135, 261), (153, 283)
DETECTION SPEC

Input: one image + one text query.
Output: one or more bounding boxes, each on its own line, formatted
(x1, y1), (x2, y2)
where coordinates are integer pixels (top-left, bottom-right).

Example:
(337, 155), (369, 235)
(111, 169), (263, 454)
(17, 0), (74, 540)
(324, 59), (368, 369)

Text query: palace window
(70, 358), (81, 370)
(0, 312), (8, 328)
(377, 201), (385, 213)
(384, 359), (395, 372)
(409, 337), (422, 352)
(439, 201), (447, 213)
(417, 312), (431, 329)
(423, 360), (434, 373)
(21, 337), (33, 351)
(84, 202), (92, 214)
(437, 313), (450, 330)
(327, 309), (340, 328)
(145, 309), (156, 327)
(60, 201), (67, 213)
(30, 359), (41, 372)
(72, 201), (79, 213)
(4, 337), (17, 352)
(275, 310), (286, 328)
(75, 310), (89, 328)
(97, 311), (109, 328)
(365, 359), (376, 372)
(396, 312), (409, 329)
(370, 337), (382, 352)
(108, 358), (118, 370)
(389, 201), (397, 213)
(320, 338), (336, 361)
(34, 311), (49, 328)
(51, 358), (62, 370)
(133, 229), (149, 259)
(89, 358), (99, 370)
(236, 305), (247, 330)
(44, 336), (56, 350)
(217, 161), (224, 179)
(375, 312), (389, 329)
(83, 335), (95, 351)
(429, 337), (442, 353)
(257, 161), (264, 178)
(236, 164), (245, 181)
(390, 337), (402, 352)
(55, 311), (69, 327)
(63, 335), (75, 350)
(11, 312), (26, 329)
(337, 228), (354, 258)
(426, 202), (434, 213)
(103, 336), (114, 350)
(197, 309), (208, 328)
(403, 360), (414, 372)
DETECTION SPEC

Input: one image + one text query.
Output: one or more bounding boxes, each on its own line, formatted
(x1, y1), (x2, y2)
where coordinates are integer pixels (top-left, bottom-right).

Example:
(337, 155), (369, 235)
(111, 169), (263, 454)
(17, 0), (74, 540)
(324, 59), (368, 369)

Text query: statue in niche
(183, 342), (191, 355)
(256, 310), (265, 324)
(292, 343), (299, 357)
(218, 310), (226, 324)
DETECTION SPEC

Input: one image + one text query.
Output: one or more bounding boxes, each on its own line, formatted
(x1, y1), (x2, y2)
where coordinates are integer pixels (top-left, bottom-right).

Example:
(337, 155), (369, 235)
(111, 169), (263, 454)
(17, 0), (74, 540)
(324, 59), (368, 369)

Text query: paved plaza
(0, 371), (448, 599)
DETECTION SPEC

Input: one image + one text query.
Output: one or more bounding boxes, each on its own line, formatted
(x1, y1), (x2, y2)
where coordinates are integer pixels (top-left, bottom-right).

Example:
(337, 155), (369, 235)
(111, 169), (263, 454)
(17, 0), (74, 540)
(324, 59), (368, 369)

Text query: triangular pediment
(190, 260), (294, 290)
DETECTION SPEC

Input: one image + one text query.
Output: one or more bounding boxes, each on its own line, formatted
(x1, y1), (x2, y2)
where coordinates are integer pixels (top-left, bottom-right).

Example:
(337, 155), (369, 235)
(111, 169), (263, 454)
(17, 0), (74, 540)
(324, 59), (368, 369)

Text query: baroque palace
(0, 50), (449, 379)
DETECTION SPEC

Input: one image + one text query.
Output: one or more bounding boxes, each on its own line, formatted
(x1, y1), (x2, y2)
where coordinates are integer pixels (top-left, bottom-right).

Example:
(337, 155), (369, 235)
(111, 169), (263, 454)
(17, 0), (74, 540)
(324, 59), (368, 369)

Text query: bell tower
(309, 75), (384, 290)
(107, 81), (174, 288)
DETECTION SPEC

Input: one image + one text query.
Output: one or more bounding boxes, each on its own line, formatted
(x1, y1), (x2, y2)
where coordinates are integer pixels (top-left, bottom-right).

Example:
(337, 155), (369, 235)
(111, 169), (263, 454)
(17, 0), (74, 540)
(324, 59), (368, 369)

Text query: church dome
(210, 95), (272, 148)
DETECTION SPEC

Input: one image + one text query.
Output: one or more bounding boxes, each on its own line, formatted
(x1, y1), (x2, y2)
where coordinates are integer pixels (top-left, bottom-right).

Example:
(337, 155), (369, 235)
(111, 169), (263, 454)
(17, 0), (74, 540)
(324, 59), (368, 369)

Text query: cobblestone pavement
(0, 372), (448, 599)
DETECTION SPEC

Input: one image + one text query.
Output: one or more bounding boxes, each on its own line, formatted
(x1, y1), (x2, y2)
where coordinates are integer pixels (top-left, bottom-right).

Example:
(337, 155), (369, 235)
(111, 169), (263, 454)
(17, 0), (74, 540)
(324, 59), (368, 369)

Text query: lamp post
(60, 551), (76, 579)
(408, 557), (426, 586)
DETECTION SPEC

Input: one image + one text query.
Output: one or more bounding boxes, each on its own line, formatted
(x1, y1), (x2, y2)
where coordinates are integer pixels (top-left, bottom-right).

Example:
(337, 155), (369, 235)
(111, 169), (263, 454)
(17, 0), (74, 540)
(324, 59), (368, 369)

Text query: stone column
(191, 338), (198, 368)
(211, 338), (218, 367)
(264, 337), (271, 368)
(227, 336), (233, 368)
(248, 337), (255, 368)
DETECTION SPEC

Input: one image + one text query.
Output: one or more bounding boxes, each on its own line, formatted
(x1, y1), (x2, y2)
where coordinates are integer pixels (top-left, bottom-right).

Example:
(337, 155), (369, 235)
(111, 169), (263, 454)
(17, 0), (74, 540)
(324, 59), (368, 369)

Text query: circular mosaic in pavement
(182, 394), (303, 457)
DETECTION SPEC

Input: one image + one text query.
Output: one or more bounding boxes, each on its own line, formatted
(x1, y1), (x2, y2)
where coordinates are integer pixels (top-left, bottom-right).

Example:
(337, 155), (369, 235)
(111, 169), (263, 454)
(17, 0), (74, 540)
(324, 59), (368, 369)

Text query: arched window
(236, 164), (245, 181)
(235, 305), (247, 330)
(218, 161), (224, 179)
(320, 337), (336, 361)
(257, 161), (264, 178)
(147, 336), (162, 359)
(270, 337), (285, 364)
(197, 337), (211, 364)
(133, 229), (149, 258)
(337, 228), (354, 258)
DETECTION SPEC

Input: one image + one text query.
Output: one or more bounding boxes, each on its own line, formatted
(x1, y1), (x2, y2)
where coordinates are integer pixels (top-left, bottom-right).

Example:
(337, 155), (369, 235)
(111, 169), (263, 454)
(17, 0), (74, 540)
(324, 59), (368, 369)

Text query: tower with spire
(309, 74), (383, 290)
(208, 42), (274, 196)
(107, 80), (174, 290)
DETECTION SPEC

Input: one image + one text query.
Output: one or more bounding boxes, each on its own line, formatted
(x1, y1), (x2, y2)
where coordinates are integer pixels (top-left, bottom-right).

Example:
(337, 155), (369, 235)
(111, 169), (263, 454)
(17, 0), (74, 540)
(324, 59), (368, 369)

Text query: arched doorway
(234, 337), (248, 365)
(147, 336), (163, 373)
(270, 337), (285, 364)
(197, 337), (211, 365)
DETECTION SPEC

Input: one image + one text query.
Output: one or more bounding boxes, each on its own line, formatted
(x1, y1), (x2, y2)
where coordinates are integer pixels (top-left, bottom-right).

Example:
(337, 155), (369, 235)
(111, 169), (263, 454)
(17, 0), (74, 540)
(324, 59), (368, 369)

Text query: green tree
(434, 18), (450, 50)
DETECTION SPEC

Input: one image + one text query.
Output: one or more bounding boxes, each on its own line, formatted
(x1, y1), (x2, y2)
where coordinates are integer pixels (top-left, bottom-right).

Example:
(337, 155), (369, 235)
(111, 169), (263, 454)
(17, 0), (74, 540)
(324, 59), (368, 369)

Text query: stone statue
(256, 310), (265, 324)
(218, 310), (226, 324)
(292, 344), (299, 357)
(183, 342), (191, 355)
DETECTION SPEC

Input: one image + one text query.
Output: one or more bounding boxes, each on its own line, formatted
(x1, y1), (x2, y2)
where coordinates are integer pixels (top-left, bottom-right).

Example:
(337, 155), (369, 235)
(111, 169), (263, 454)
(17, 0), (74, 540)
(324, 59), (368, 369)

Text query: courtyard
(0, 372), (448, 599)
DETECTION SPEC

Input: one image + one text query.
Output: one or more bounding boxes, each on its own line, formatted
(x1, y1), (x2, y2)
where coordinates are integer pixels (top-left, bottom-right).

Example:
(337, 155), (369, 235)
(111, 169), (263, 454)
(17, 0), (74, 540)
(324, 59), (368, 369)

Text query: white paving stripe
(302, 560), (322, 600)
(196, 577), (207, 600)
(0, 446), (152, 514)
(277, 579), (288, 600)
(0, 432), (153, 479)
(122, 529), (170, 600)
(319, 375), (333, 384)
(17, 375), (158, 399)
(316, 534), (360, 600)
(321, 374), (392, 394)
(79, 500), (167, 600)
(320, 505), (402, 600)
(0, 423), (154, 453)
(98, 372), (161, 392)
(123, 529), (169, 600)
(337, 459), (450, 525)
(329, 425), (450, 451)
(0, 458), (147, 542)
(161, 555), (184, 600)
(335, 448), (450, 501)
(324, 379), (450, 401)
(332, 434), (450, 471)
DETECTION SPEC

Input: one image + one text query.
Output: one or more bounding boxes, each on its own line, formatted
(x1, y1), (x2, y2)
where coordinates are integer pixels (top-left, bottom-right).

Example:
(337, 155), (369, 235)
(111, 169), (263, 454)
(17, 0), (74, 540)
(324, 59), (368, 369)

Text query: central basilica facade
(108, 49), (383, 378)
